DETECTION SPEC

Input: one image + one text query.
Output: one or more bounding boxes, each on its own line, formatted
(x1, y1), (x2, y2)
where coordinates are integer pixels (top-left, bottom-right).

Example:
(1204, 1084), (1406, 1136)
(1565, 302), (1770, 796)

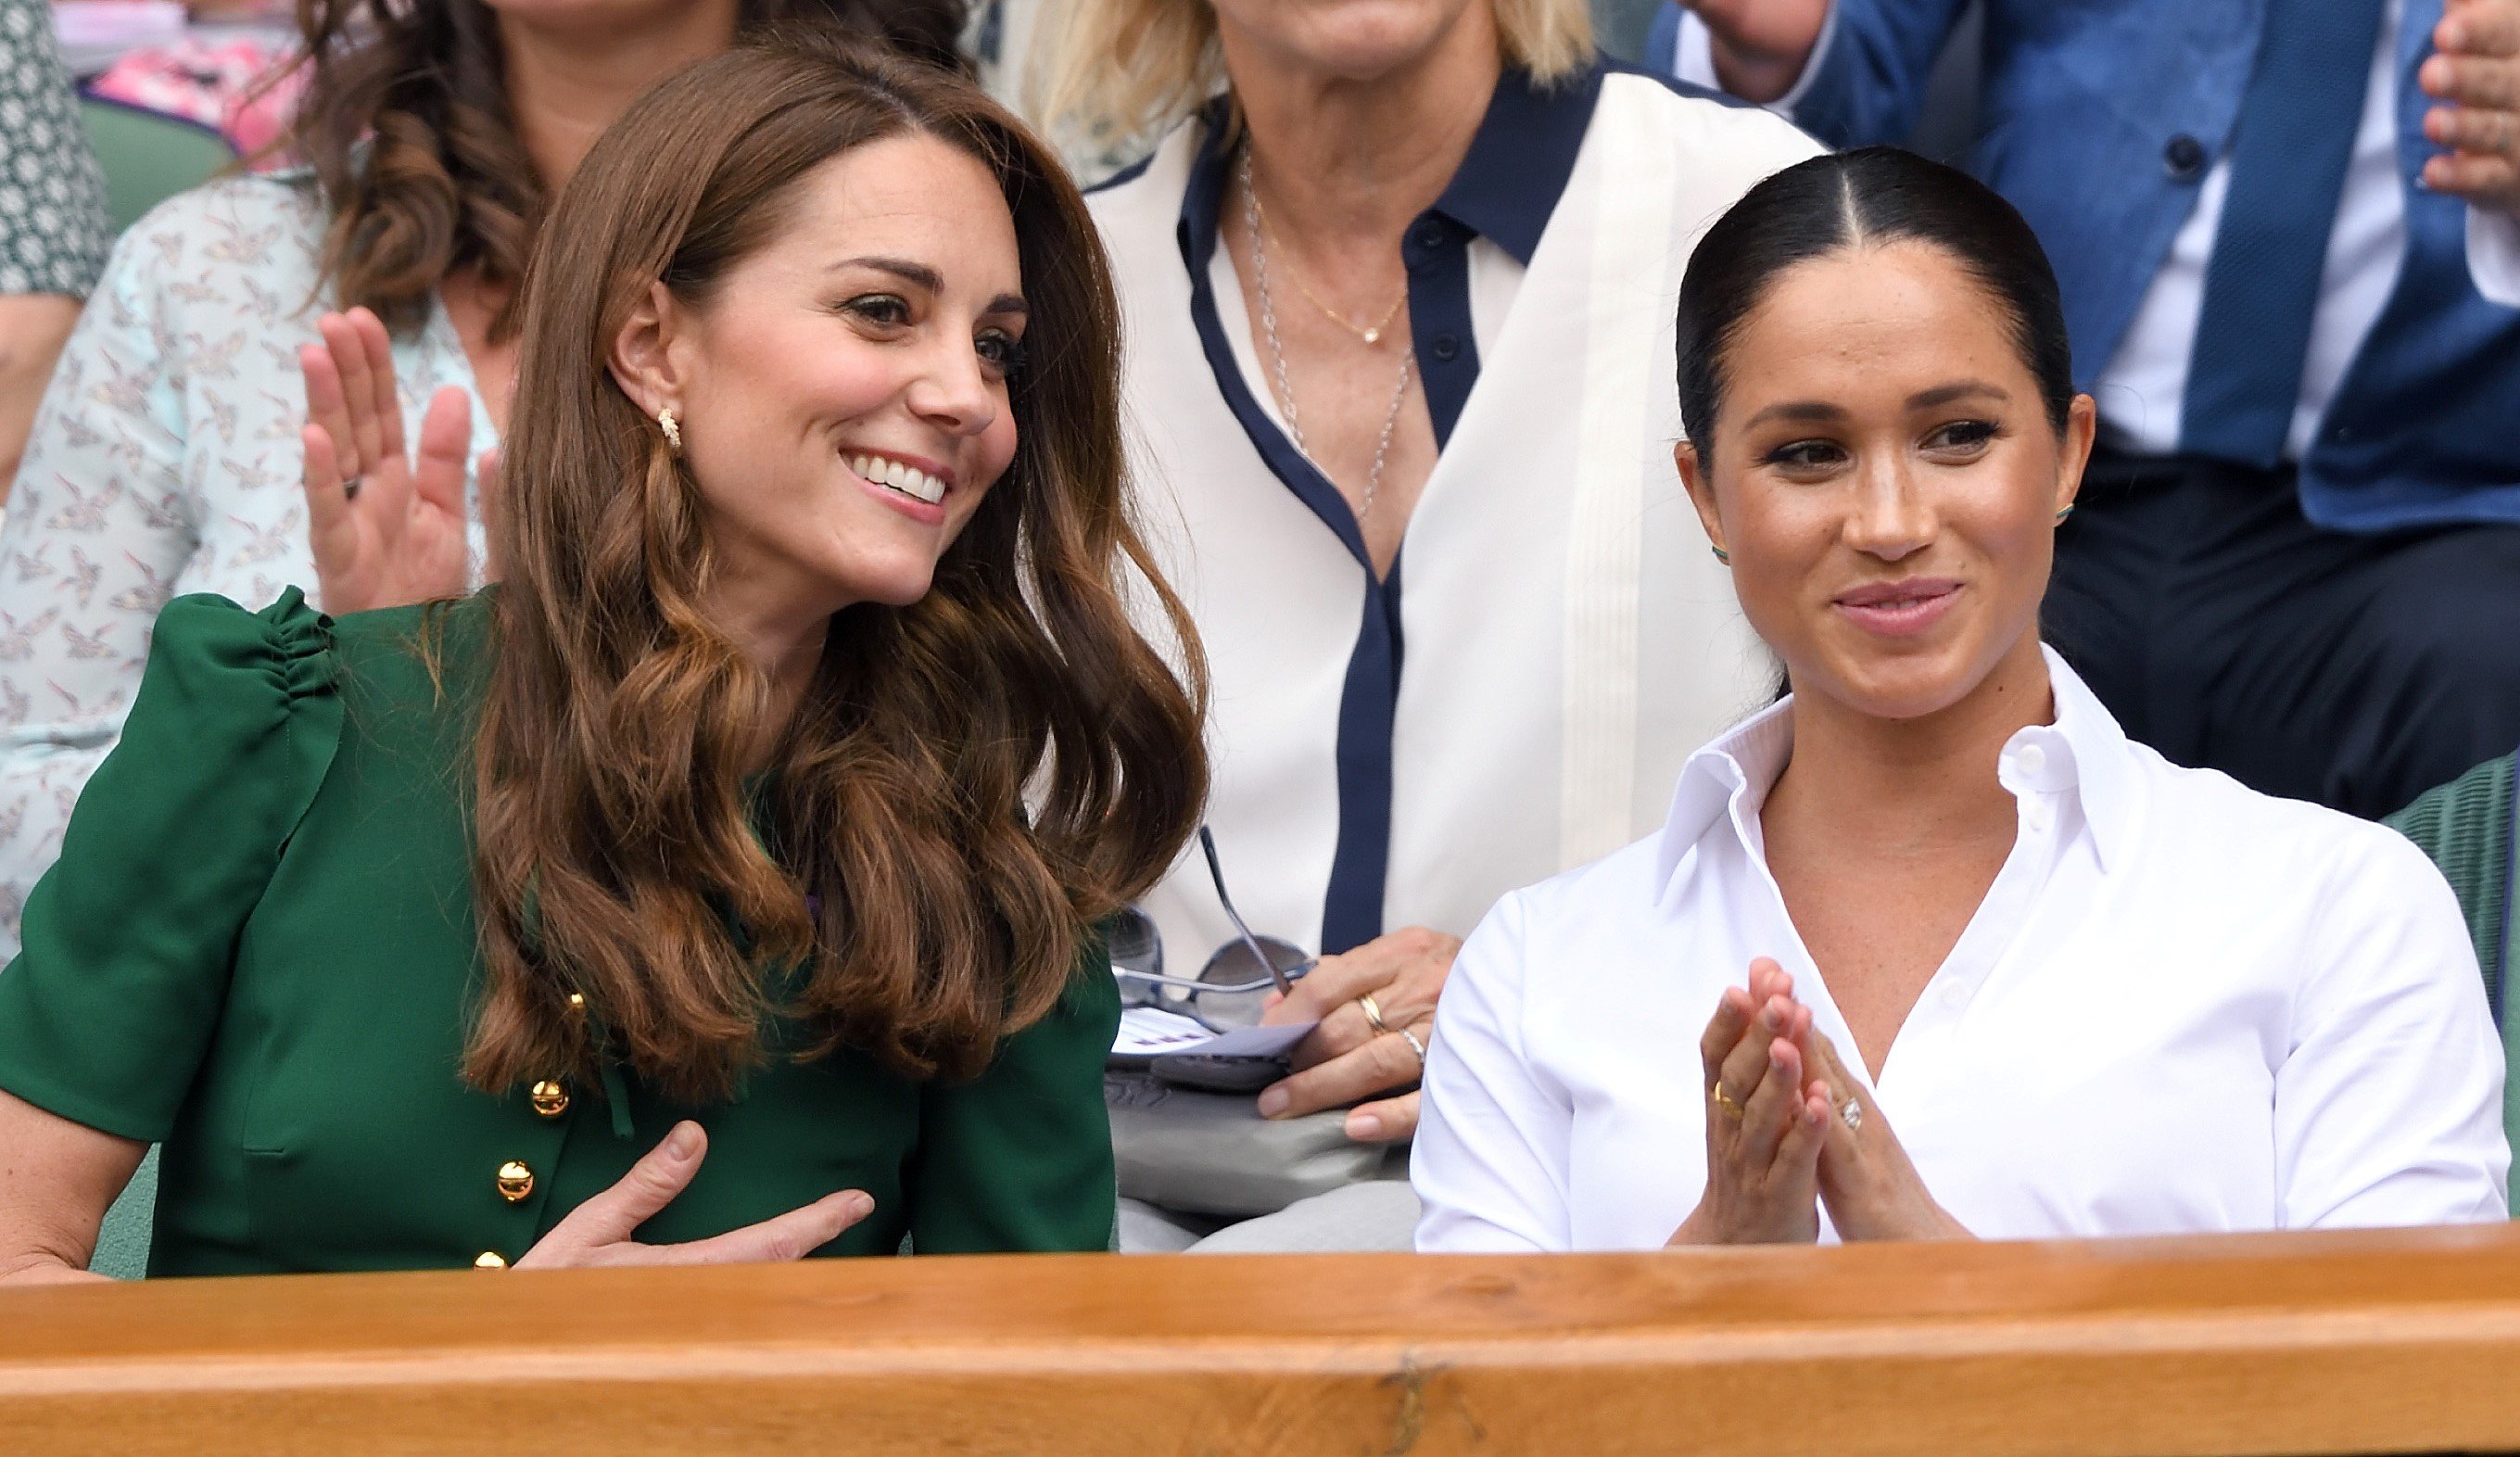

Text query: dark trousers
(2043, 447), (2520, 819)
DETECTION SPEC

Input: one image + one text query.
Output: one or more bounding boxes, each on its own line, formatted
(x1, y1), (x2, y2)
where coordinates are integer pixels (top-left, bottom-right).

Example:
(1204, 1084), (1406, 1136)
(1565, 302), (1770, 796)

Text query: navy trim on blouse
(1172, 63), (1606, 952)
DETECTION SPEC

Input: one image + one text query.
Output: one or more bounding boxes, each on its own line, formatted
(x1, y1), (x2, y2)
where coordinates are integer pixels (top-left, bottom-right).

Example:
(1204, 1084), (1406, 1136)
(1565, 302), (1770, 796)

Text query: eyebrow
(1740, 379), (2011, 431)
(829, 255), (1029, 317)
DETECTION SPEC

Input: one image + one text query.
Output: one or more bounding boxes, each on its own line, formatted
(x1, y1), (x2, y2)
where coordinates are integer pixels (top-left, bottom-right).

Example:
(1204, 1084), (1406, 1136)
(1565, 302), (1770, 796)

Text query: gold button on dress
(496, 1161), (535, 1203)
(528, 1080), (569, 1119)
(474, 1251), (508, 1269)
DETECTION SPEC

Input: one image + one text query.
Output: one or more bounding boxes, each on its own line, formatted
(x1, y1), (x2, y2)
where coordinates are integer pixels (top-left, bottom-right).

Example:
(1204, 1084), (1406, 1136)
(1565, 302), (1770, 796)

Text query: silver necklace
(1241, 147), (1413, 525)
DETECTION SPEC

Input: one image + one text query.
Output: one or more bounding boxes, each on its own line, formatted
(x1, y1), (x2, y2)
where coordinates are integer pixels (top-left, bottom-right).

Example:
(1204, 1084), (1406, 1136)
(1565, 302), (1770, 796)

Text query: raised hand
(1668, 957), (1834, 1246)
(1258, 925), (1457, 1144)
(298, 307), (491, 615)
(513, 1121), (875, 1268)
(1684, 0), (1832, 105)
(2423, 0), (2520, 214)
(1793, 1026), (1972, 1242)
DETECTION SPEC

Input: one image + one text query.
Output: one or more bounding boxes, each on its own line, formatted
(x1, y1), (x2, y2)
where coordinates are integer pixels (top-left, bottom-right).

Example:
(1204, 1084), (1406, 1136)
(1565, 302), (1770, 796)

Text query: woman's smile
(844, 448), (956, 526)
(1832, 576), (1963, 639)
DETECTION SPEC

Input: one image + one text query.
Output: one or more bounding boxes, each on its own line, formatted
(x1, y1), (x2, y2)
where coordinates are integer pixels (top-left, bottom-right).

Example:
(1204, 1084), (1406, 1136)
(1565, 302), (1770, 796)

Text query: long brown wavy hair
(462, 32), (1208, 1103)
(285, 0), (972, 339)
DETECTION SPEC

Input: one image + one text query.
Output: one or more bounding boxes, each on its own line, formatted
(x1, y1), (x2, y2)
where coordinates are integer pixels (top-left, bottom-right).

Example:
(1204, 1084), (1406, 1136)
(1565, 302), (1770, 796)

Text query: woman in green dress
(0, 35), (1208, 1281)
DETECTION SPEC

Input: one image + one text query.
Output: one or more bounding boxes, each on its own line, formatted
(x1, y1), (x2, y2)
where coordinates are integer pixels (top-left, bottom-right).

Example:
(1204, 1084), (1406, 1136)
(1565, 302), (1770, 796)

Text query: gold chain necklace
(1245, 161), (1410, 347)
(1243, 148), (1413, 523)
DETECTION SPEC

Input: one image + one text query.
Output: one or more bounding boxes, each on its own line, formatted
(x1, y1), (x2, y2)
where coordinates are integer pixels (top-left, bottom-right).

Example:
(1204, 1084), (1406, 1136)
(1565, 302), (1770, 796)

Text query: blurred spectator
(1675, 0), (2520, 819)
(1039, 0), (1817, 1249)
(0, 0), (969, 956)
(0, 0), (112, 494)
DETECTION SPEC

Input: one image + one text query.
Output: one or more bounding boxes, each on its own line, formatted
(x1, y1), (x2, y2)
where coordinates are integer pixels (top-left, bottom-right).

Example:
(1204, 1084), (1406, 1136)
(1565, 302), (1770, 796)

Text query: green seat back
(87, 1144), (157, 1279)
(77, 97), (236, 234)
(2385, 751), (2519, 1207)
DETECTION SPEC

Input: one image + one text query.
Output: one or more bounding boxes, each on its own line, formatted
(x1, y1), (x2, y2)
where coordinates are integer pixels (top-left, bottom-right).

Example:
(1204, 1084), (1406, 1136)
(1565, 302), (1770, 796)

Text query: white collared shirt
(1412, 652), (2509, 1251)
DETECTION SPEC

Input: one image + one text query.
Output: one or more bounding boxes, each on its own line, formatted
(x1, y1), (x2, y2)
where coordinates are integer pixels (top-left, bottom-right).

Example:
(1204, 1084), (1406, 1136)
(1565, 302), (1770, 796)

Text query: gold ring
(1358, 993), (1393, 1036)
(1709, 1084), (1745, 1122)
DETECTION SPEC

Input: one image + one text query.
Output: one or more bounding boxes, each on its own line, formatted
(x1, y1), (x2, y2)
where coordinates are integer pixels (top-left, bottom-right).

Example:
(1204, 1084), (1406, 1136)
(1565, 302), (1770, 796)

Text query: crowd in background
(0, 0), (2514, 1280)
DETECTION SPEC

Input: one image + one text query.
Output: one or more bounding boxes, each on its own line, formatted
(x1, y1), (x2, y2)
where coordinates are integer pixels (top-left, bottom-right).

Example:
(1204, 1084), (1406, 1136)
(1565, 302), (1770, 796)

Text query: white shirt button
(2024, 801), (2054, 833)
(2016, 742), (2047, 775)
(1940, 980), (1970, 1007)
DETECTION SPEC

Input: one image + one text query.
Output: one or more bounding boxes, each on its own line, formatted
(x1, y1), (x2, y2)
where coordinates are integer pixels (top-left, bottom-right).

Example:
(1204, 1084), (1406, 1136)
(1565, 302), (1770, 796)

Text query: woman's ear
(2056, 392), (2098, 516)
(1676, 439), (1729, 562)
(607, 280), (689, 419)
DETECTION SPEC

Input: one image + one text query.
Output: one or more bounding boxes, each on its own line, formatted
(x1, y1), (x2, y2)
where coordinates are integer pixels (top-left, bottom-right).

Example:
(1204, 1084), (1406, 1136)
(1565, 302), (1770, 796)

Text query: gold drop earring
(657, 406), (683, 456)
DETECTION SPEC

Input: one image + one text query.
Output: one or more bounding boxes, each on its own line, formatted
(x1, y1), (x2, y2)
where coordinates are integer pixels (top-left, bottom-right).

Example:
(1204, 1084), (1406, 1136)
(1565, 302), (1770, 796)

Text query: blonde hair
(1032, 0), (1593, 156)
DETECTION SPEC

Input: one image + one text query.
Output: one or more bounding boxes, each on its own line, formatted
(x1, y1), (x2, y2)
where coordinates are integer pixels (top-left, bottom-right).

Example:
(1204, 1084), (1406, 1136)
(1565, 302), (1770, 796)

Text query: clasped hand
(1669, 957), (1969, 1246)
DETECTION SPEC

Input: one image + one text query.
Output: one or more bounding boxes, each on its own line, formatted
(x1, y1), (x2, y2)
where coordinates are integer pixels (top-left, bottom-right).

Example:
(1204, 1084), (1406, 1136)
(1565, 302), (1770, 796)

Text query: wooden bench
(11, 1223), (2520, 1454)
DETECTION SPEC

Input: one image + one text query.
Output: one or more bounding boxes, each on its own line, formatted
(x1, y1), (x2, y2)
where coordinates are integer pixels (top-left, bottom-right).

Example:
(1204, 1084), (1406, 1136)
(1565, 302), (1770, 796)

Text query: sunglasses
(1108, 827), (1317, 1032)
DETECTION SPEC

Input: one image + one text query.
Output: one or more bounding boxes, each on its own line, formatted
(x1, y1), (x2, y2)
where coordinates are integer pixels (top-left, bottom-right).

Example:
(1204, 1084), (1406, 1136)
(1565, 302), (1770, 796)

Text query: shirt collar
(1653, 647), (2142, 890)
(1174, 61), (1604, 274)
(2031, 646), (2138, 872)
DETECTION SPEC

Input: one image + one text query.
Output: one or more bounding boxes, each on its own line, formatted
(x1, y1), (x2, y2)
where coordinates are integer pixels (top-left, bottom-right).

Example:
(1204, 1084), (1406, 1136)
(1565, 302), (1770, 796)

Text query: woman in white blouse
(1038, 0), (1819, 1250)
(1412, 147), (2510, 1251)
(0, 0), (970, 952)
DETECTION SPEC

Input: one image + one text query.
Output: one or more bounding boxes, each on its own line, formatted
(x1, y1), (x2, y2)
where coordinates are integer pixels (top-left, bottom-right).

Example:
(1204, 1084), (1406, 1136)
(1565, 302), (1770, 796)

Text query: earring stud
(2054, 504), (2075, 523)
(658, 407), (683, 455)
(1711, 545), (1730, 565)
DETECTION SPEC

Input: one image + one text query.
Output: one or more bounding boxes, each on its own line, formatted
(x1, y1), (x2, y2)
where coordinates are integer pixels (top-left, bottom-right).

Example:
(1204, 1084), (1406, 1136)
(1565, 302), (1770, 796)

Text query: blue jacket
(1656, 0), (2520, 530)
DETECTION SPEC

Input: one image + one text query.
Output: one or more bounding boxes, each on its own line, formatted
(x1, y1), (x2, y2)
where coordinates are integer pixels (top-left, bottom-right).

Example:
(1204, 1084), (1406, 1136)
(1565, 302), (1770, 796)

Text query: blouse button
(2163, 133), (2208, 179)
(2024, 801), (2054, 833)
(529, 1080), (570, 1119)
(1940, 981), (1970, 1008)
(474, 1251), (508, 1269)
(496, 1160), (536, 1203)
(2016, 743), (2046, 775)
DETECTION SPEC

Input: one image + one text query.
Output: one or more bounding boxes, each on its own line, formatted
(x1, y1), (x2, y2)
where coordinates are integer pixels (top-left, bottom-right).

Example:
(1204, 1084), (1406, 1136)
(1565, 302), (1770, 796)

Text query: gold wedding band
(1358, 992), (1393, 1036)
(1709, 1084), (1745, 1122)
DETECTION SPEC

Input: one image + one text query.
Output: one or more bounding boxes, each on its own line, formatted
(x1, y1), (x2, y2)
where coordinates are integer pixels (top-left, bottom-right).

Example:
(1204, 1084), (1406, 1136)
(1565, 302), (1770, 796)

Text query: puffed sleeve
(904, 944), (1121, 1253)
(1411, 890), (1572, 1253)
(0, 589), (340, 1142)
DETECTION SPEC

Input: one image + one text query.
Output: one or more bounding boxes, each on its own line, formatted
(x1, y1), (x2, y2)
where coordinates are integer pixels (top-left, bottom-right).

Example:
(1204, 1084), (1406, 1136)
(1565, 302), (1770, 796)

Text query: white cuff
(2468, 206), (2520, 309)
(1673, 4), (1838, 118)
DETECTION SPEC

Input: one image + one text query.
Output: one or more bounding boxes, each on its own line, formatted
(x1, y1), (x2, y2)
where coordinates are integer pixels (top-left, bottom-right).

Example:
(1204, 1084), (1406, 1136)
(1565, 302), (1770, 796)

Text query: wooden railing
(9, 1223), (2520, 1454)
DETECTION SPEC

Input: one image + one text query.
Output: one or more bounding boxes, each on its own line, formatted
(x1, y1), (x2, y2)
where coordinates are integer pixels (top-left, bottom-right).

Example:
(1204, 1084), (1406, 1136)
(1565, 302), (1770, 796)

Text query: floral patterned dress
(0, 0), (112, 298)
(0, 171), (494, 952)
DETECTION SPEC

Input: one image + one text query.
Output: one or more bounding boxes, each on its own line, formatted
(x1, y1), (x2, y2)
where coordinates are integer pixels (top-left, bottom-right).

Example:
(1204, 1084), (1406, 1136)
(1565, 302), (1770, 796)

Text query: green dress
(0, 590), (1121, 1274)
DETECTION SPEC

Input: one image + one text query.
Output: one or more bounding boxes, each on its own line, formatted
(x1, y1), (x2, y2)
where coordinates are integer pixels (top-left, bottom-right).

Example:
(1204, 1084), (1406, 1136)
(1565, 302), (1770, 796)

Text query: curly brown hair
(461, 32), (1207, 1103)
(286, 0), (971, 340)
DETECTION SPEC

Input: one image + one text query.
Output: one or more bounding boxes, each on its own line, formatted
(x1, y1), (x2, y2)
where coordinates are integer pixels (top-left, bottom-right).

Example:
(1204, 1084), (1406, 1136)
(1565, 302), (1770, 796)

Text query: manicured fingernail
(1257, 1087), (1289, 1118)
(665, 1123), (701, 1159)
(1348, 1112), (1383, 1140)
(843, 1193), (874, 1219)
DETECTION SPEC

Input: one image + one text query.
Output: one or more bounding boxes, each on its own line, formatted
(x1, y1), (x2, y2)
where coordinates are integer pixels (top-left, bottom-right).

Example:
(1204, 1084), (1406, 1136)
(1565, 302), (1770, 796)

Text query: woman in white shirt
(1412, 146), (2509, 1251)
(1039, 0), (1819, 1249)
